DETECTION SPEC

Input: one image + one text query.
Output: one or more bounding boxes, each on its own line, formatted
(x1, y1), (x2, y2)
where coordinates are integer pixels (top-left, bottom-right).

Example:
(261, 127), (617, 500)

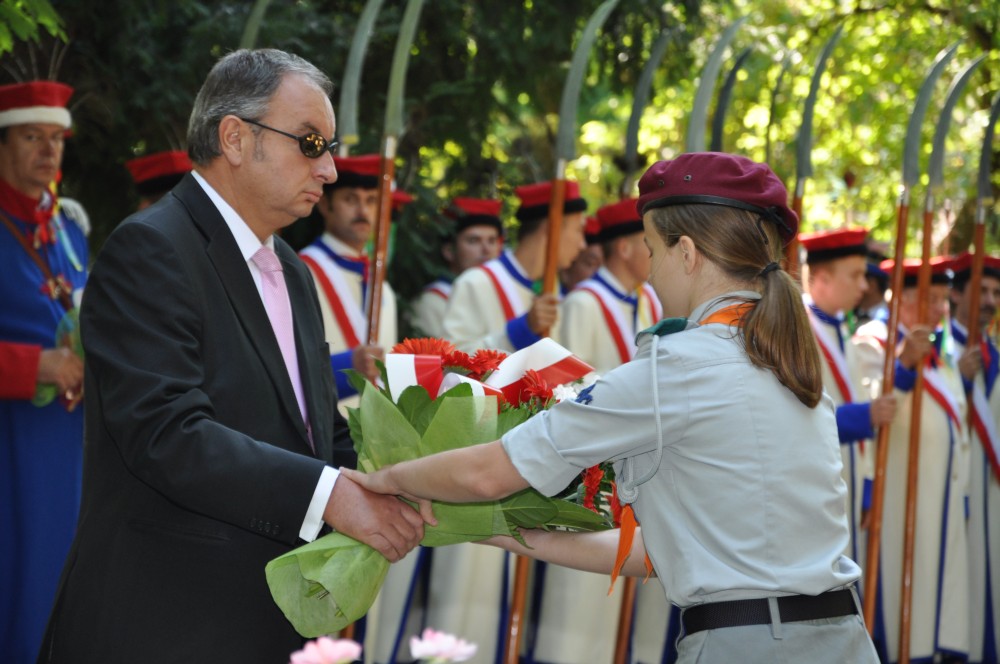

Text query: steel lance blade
(785, 24), (844, 276)
(239, 0), (273, 49)
(685, 16), (747, 153)
(366, 0), (425, 345)
(709, 46), (753, 153)
(338, 0), (386, 155)
(622, 28), (673, 196)
(540, 0), (619, 299)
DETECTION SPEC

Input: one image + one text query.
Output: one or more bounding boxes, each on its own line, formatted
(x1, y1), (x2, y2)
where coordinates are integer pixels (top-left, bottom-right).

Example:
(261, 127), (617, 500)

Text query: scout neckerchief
(951, 319), (1000, 478)
(300, 237), (369, 348)
(0, 181), (74, 312)
(610, 300), (754, 591)
(423, 276), (453, 302)
(577, 268), (639, 364)
(479, 249), (532, 321)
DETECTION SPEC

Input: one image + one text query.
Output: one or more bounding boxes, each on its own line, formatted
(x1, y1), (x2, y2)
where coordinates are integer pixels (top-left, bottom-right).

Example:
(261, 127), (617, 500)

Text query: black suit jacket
(39, 174), (355, 663)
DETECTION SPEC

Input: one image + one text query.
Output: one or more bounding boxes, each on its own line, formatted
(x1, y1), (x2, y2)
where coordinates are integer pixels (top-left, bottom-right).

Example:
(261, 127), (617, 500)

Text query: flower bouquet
(266, 337), (611, 637)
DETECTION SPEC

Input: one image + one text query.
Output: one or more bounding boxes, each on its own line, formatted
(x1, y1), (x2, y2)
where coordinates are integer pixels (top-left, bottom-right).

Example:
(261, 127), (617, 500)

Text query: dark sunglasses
(240, 118), (338, 159)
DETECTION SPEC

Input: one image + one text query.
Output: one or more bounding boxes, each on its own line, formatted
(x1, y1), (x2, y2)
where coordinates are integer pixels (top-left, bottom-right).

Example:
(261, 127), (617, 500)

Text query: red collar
(0, 178), (56, 244)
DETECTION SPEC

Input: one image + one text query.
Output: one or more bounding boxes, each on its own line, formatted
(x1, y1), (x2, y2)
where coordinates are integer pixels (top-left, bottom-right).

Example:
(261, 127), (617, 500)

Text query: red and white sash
(969, 383), (1000, 478)
(479, 257), (529, 322)
(424, 279), (452, 302)
(577, 279), (634, 364)
(806, 307), (857, 405)
(922, 364), (963, 431)
(299, 246), (366, 347)
(640, 283), (662, 325)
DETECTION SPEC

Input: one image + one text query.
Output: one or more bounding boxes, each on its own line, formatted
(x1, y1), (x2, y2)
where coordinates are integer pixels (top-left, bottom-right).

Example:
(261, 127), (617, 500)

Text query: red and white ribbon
(485, 337), (593, 403)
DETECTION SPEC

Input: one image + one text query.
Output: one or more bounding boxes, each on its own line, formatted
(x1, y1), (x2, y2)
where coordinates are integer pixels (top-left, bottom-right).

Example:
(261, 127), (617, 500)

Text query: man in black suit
(38, 49), (425, 662)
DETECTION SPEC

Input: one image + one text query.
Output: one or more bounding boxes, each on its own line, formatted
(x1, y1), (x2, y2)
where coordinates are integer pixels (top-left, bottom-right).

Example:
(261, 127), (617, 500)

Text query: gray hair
(187, 49), (333, 165)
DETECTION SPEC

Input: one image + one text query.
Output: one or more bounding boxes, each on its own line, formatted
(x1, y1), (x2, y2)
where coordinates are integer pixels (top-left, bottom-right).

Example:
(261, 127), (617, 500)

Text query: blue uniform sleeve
(862, 478), (873, 512)
(835, 402), (873, 442)
(331, 349), (357, 398)
(506, 313), (541, 350)
(894, 360), (916, 392)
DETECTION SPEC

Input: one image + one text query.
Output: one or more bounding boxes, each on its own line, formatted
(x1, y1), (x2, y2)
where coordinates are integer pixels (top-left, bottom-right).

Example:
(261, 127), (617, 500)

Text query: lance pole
(366, 0), (424, 346)
(863, 43), (959, 635)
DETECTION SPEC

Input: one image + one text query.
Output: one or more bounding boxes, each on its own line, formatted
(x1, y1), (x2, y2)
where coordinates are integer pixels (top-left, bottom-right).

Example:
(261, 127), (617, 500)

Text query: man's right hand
(323, 473), (425, 562)
(351, 344), (385, 384)
(37, 347), (83, 393)
(897, 324), (935, 370)
(527, 293), (560, 335)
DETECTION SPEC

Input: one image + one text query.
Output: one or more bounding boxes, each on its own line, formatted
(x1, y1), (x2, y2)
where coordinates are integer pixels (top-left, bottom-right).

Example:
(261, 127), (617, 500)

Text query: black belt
(681, 589), (858, 635)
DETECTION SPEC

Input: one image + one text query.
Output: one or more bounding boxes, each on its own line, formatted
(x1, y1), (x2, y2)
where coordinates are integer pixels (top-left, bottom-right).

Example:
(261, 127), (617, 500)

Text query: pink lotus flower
(409, 628), (478, 663)
(289, 636), (362, 664)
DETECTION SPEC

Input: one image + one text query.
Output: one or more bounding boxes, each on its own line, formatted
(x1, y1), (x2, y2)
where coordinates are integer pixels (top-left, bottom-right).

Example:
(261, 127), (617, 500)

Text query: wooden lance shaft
(613, 576), (638, 664)
(863, 187), (911, 633)
(785, 179), (804, 280)
(966, 225), (987, 370)
(504, 164), (569, 664)
(898, 199), (937, 664)
(366, 136), (397, 346)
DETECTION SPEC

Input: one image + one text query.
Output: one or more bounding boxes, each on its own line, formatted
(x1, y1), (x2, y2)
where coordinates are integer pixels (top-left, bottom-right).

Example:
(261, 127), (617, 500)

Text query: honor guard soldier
(442, 179), (586, 352)
(0, 80), (88, 664)
(561, 198), (661, 374)
(948, 251), (1000, 664)
(799, 227), (896, 568)
(125, 150), (192, 210)
(411, 197), (503, 338)
(346, 152), (880, 663)
(299, 154), (403, 398)
(853, 257), (970, 663)
(559, 214), (604, 292)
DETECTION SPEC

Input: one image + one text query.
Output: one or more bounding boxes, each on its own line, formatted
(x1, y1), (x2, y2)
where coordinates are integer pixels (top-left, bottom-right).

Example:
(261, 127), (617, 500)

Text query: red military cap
(880, 256), (953, 288)
(391, 189), (414, 212)
(445, 197), (503, 234)
(636, 152), (797, 244)
(948, 251), (1000, 286)
(331, 154), (381, 189)
(584, 216), (601, 245)
(514, 179), (587, 222)
(798, 227), (869, 265)
(0, 81), (74, 129)
(125, 150), (192, 197)
(596, 198), (643, 243)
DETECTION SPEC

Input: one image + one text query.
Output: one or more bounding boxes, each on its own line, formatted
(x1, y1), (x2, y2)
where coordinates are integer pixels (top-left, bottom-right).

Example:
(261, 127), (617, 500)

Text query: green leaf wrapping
(267, 378), (609, 636)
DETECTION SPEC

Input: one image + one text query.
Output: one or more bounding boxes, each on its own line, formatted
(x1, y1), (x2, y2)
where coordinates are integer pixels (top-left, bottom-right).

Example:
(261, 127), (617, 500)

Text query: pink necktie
(252, 246), (311, 444)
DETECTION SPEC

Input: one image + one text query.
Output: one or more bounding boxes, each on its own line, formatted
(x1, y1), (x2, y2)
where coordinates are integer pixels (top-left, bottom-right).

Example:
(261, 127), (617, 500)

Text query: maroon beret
(636, 152), (797, 244)
(880, 256), (953, 288)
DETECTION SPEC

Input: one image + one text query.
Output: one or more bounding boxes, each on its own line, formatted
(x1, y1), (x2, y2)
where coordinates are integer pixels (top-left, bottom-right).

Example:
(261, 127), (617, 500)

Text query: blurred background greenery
(4, 0), (999, 331)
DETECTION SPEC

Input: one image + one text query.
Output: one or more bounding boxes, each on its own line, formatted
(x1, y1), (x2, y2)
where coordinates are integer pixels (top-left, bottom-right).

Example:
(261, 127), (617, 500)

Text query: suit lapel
(173, 175), (312, 452)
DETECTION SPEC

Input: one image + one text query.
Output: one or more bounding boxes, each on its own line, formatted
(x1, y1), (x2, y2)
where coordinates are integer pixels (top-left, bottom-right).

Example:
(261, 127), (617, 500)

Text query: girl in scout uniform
(344, 152), (878, 663)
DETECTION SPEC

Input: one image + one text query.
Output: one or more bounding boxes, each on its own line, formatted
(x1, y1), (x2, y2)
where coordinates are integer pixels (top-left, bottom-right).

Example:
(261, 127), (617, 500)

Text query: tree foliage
(4, 1), (1000, 329)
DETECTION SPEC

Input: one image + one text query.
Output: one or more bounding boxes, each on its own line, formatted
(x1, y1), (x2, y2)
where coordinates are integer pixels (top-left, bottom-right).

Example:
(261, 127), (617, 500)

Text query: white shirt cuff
(299, 465), (339, 542)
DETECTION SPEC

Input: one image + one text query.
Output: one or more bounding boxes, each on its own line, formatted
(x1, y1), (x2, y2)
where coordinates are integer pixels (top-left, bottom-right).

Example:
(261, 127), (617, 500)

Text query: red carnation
(518, 369), (553, 407)
(609, 483), (623, 528)
(467, 349), (508, 380)
(441, 349), (474, 374)
(392, 337), (456, 357)
(581, 465), (604, 512)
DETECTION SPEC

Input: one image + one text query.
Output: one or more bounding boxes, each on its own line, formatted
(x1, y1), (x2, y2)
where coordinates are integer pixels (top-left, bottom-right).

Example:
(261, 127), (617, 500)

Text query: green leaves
(267, 376), (610, 637)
